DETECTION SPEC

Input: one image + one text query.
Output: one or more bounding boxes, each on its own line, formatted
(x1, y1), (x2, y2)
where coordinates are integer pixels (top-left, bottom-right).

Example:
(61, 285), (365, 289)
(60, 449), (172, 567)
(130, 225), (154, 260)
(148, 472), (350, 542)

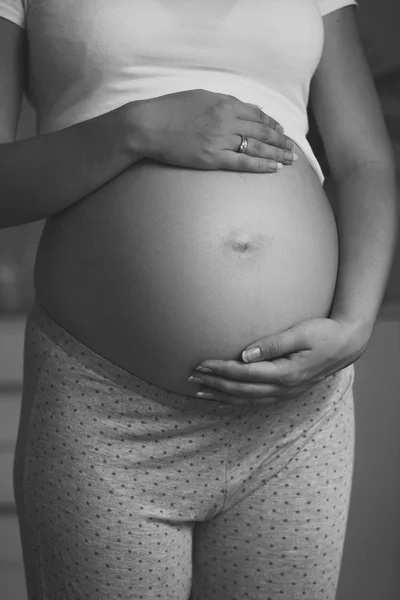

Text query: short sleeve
(317, 0), (358, 16)
(0, 0), (26, 29)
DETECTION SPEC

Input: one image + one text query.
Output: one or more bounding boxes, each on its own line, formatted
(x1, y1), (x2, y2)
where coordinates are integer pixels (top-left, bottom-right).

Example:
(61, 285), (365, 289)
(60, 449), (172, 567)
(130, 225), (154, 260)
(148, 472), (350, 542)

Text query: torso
(34, 143), (338, 398)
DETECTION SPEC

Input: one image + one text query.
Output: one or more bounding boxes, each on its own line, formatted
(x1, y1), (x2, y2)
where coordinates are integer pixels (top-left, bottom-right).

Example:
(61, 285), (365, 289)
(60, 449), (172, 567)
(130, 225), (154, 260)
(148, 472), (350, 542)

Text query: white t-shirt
(0, 0), (358, 182)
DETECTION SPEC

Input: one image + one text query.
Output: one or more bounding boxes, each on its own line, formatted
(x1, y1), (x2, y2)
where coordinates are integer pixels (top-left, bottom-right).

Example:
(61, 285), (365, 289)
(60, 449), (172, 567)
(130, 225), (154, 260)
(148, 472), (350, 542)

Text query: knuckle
(219, 98), (234, 115)
(236, 153), (249, 171)
(270, 131), (280, 147)
(236, 382), (248, 395)
(264, 340), (281, 359)
(262, 124), (274, 142)
(261, 144), (272, 158)
(285, 137), (295, 150)
(257, 160), (266, 173)
(300, 330), (312, 347)
(207, 102), (227, 125)
(270, 133), (281, 148)
(271, 148), (281, 162)
(212, 104), (226, 123)
(278, 149), (287, 162)
(257, 124), (267, 142)
(256, 108), (265, 123)
(253, 139), (263, 155)
(243, 364), (256, 383)
(199, 146), (216, 168)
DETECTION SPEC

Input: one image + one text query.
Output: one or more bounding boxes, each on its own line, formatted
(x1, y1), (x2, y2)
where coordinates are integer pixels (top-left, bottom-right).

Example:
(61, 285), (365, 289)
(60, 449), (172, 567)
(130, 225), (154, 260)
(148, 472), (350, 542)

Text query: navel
(220, 228), (270, 259)
(231, 241), (252, 253)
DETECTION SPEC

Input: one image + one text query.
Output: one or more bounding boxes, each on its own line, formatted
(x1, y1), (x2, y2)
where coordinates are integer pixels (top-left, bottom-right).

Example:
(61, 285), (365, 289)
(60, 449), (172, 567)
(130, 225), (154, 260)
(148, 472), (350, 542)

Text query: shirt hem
(0, 9), (25, 28)
(318, 0), (358, 16)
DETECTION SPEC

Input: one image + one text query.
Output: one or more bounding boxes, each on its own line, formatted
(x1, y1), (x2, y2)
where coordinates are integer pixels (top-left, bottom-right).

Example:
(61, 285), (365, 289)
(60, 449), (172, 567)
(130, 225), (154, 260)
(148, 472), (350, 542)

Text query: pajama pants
(13, 300), (356, 599)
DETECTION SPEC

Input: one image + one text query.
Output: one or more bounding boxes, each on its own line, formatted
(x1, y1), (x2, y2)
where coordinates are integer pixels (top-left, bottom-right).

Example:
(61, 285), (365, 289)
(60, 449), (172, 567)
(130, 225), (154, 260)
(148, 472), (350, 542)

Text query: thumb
(241, 324), (308, 363)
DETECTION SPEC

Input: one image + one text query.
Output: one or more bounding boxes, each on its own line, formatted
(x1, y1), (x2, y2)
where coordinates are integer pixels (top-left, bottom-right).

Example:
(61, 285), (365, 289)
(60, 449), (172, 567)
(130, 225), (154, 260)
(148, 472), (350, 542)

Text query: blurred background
(0, 1), (400, 599)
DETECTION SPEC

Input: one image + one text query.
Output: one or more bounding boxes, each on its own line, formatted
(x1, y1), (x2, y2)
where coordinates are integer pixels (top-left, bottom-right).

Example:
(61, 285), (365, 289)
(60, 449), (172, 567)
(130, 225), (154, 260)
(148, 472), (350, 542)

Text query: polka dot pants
(13, 302), (356, 600)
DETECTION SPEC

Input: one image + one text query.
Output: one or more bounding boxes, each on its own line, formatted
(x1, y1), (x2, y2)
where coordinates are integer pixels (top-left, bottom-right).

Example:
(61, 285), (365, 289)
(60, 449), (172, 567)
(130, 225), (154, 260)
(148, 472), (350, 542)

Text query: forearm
(0, 101), (145, 229)
(328, 161), (398, 335)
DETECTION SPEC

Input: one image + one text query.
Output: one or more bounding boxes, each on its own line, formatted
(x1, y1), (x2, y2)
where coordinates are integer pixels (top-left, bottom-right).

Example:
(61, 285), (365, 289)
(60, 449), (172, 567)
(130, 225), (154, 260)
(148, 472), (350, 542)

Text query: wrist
(116, 100), (149, 162)
(330, 311), (375, 348)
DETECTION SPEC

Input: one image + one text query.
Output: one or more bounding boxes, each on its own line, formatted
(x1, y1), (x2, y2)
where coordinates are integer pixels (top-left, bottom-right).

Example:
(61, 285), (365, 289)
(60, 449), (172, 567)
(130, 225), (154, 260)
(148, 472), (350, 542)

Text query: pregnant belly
(34, 144), (338, 398)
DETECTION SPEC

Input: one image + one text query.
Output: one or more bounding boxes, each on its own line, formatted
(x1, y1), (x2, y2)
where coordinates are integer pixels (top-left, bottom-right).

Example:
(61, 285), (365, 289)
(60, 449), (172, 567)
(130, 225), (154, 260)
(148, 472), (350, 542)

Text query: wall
(337, 308), (400, 600)
(356, 0), (400, 76)
(348, 0), (400, 305)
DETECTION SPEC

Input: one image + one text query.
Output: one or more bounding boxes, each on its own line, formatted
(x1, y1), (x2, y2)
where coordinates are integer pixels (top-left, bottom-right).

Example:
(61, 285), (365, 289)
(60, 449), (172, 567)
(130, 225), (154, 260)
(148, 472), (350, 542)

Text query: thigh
(13, 320), (194, 600)
(191, 381), (355, 600)
(15, 400), (194, 600)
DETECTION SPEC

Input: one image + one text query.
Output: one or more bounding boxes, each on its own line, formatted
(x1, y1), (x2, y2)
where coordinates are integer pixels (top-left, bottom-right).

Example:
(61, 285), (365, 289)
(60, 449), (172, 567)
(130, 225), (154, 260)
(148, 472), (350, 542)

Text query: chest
(26, 0), (324, 82)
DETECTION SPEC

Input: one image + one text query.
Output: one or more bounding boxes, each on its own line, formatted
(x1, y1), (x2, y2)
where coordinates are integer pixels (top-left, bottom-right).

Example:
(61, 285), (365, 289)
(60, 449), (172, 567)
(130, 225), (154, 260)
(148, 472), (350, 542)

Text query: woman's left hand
(189, 317), (372, 407)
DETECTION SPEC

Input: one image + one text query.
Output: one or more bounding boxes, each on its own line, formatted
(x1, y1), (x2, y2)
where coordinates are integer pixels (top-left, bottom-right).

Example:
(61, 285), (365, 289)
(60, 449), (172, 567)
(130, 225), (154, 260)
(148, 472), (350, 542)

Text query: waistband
(26, 300), (354, 409)
(27, 300), (202, 407)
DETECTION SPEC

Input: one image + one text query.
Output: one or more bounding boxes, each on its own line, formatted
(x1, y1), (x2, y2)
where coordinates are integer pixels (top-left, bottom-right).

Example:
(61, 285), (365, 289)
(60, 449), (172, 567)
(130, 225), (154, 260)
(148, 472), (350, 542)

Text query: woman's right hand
(132, 89), (297, 173)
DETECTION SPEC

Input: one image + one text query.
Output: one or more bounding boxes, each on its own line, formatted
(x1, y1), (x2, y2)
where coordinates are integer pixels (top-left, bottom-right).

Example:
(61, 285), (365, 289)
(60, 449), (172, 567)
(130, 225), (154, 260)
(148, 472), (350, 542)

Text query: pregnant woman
(0, 0), (397, 598)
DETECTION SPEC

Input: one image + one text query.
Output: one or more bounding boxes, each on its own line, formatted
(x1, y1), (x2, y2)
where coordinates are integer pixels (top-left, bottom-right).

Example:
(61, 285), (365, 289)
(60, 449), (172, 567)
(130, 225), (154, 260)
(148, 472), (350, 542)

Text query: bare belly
(34, 143), (338, 398)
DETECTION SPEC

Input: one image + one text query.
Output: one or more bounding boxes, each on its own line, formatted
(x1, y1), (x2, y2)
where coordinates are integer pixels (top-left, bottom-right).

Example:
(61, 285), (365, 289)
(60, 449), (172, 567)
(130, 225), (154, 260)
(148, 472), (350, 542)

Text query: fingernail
(277, 124), (284, 133)
(197, 391), (213, 398)
(188, 376), (203, 384)
(292, 153), (298, 161)
(195, 366), (213, 373)
(276, 162), (283, 170)
(242, 347), (261, 362)
(286, 140), (295, 150)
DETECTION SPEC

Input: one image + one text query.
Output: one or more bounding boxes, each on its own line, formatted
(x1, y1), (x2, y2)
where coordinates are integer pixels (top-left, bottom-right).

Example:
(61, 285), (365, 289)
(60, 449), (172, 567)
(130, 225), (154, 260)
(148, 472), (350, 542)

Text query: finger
(192, 373), (283, 398)
(194, 356), (311, 388)
(242, 325), (311, 363)
(241, 121), (295, 152)
(199, 387), (282, 407)
(194, 360), (282, 383)
(197, 374), (315, 402)
(198, 385), (298, 407)
(229, 96), (281, 131)
(225, 96), (292, 149)
(230, 134), (297, 165)
(217, 150), (284, 174)
(225, 94), (288, 141)
(246, 103), (284, 133)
